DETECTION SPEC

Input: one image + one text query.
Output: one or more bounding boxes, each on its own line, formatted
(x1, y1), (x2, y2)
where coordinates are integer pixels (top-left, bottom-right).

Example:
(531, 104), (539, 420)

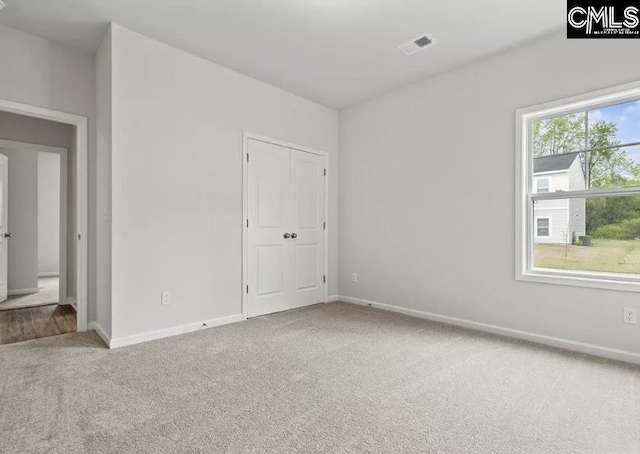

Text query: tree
(533, 114), (585, 156)
(585, 196), (640, 234)
(586, 121), (640, 188)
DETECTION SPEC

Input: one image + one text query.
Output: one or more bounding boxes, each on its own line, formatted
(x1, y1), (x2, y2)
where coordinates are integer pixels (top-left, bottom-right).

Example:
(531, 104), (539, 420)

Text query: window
(517, 82), (640, 292)
(536, 178), (550, 193)
(536, 218), (550, 237)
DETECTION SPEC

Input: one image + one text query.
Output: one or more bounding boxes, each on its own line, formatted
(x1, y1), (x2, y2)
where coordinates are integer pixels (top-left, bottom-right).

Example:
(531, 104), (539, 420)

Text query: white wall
(0, 26), (96, 319)
(38, 152), (60, 275)
(1, 148), (38, 293)
(108, 25), (339, 339)
(339, 32), (640, 354)
(95, 27), (113, 336)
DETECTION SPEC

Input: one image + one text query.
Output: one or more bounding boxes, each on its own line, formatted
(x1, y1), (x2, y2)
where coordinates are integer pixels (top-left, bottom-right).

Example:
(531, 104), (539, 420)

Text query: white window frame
(535, 217), (551, 238)
(516, 80), (640, 293)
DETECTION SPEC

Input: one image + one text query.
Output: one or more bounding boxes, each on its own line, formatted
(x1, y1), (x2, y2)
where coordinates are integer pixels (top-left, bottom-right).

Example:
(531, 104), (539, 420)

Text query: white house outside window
(517, 82), (640, 292)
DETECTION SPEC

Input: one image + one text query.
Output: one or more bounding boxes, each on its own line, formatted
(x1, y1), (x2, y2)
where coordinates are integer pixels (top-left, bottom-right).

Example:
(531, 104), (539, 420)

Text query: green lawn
(534, 239), (640, 275)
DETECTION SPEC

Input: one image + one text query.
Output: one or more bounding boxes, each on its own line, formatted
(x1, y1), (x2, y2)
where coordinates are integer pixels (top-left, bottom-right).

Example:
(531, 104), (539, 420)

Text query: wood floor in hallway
(0, 305), (76, 345)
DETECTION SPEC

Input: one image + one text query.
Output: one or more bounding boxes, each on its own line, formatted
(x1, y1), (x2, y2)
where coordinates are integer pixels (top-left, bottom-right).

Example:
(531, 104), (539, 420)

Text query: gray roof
(533, 153), (578, 174)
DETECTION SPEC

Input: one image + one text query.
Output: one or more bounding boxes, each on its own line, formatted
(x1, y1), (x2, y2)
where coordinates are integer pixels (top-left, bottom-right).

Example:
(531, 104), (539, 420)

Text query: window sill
(517, 268), (640, 293)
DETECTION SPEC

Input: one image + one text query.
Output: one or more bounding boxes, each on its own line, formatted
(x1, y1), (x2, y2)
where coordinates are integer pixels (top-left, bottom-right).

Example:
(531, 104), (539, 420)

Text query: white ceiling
(0, 0), (565, 109)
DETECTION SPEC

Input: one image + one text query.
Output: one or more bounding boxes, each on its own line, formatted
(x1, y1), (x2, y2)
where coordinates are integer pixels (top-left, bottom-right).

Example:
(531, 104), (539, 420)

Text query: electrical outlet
(623, 307), (637, 325)
(161, 291), (172, 306)
(351, 273), (358, 283)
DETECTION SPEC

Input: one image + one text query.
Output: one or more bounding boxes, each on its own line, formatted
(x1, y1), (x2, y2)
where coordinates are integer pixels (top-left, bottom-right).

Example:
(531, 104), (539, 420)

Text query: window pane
(588, 100), (640, 147)
(587, 145), (640, 189)
(535, 178), (550, 193)
(536, 218), (550, 237)
(533, 195), (640, 276)
(533, 113), (585, 157)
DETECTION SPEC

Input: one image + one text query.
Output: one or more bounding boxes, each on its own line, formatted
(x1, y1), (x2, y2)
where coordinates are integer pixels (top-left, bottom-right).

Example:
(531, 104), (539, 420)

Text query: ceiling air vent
(398, 34), (435, 56)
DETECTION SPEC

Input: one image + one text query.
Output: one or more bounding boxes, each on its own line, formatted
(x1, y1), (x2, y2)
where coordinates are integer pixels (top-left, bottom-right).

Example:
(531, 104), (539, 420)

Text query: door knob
(4, 233), (11, 238)
(283, 233), (291, 239)
(291, 233), (297, 239)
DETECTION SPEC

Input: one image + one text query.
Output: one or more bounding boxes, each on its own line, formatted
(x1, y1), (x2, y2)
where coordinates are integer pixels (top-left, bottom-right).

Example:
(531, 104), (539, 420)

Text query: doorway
(243, 133), (329, 318)
(0, 140), (75, 344)
(0, 98), (88, 341)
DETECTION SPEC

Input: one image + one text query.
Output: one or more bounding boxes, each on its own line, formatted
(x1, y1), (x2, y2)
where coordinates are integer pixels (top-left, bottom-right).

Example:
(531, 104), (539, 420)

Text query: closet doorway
(243, 134), (329, 318)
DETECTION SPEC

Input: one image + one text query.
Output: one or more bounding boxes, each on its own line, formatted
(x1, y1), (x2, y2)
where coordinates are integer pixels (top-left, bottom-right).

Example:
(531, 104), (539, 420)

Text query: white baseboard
(326, 294), (340, 303)
(7, 287), (40, 296)
(339, 295), (640, 366)
(60, 296), (77, 309)
(38, 272), (59, 278)
(108, 313), (244, 349)
(88, 322), (111, 347)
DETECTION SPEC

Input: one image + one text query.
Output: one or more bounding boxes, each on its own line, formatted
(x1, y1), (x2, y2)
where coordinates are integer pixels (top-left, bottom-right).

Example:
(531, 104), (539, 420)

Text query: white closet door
(289, 149), (325, 310)
(247, 140), (325, 317)
(247, 140), (292, 317)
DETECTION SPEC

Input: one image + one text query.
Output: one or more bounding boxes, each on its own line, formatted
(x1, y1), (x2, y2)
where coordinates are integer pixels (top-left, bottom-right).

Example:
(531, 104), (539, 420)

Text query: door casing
(0, 98), (88, 332)
(242, 132), (329, 319)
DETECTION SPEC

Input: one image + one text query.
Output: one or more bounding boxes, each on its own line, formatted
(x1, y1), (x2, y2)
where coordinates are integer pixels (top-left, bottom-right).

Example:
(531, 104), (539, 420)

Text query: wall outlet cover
(161, 291), (172, 306)
(623, 307), (637, 325)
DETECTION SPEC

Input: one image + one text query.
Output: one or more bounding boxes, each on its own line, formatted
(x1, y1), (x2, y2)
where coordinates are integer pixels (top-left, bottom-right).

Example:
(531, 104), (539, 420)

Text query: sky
(589, 99), (640, 164)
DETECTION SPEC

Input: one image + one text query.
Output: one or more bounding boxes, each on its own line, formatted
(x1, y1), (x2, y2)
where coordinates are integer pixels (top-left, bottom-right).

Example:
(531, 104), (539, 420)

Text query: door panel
(294, 244), (318, 291)
(290, 149), (325, 309)
(296, 160), (319, 229)
(247, 140), (291, 317)
(257, 150), (286, 228)
(256, 245), (284, 296)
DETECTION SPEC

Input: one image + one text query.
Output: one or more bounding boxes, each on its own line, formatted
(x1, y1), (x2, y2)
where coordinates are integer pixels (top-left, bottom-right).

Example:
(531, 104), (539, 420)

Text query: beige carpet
(0, 302), (639, 453)
(0, 277), (59, 311)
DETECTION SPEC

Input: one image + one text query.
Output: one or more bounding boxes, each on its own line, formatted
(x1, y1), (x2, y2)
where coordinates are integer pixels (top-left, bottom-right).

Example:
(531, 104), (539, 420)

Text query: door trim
(242, 132), (329, 320)
(0, 99), (89, 332)
(0, 139), (69, 312)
